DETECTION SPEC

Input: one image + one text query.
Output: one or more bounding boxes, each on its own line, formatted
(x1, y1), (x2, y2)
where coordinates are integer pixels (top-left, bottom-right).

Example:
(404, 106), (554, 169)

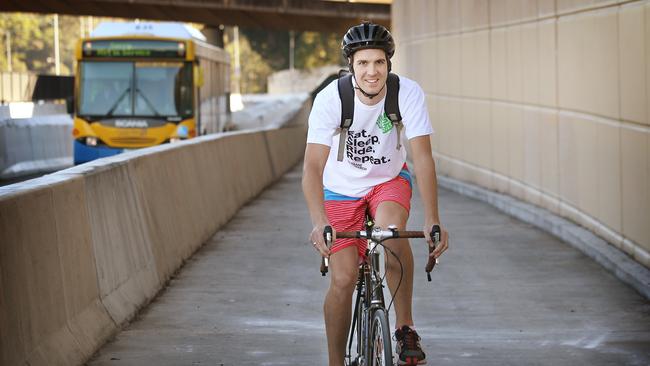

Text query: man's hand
(310, 223), (335, 258)
(424, 222), (449, 260)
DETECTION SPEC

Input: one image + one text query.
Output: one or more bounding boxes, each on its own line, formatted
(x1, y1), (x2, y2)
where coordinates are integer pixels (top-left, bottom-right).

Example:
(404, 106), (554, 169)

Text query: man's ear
(347, 56), (353, 74)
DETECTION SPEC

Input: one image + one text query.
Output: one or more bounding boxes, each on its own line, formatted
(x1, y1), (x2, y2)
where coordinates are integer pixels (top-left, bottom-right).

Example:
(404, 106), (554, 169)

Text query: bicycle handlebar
(319, 225), (441, 281)
(336, 230), (425, 239)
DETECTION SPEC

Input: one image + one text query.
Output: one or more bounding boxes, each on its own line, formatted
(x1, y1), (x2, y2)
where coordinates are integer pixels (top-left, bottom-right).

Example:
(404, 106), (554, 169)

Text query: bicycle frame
(346, 230), (388, 366)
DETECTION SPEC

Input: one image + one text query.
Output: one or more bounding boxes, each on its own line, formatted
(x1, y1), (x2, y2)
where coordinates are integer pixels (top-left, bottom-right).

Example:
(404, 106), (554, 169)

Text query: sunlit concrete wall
(392, 0), (649, 268)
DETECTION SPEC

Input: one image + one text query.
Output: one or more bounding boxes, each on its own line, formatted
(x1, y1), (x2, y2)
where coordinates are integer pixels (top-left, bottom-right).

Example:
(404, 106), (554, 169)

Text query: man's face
(350, 48), (388, 95)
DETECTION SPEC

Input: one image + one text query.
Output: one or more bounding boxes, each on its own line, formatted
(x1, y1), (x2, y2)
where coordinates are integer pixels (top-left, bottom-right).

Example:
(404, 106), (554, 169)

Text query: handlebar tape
(320, 226), (333, 276)
(426, 225), (441, 282)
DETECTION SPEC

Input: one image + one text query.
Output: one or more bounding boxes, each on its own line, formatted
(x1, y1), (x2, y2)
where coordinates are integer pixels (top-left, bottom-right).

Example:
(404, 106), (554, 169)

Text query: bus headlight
(176, 125), (189, 138)
(170, 137), (181, 143)
(86, 136), (98, 146)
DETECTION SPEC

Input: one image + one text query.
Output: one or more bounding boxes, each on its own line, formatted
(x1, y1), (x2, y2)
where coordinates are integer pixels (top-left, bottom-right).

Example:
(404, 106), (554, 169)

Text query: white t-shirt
(307, 75), (433, 197)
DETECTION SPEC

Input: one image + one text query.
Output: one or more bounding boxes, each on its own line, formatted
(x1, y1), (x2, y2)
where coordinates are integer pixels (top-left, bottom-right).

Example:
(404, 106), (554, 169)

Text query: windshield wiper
(106, 87), (131, 117)
(136, 88), (161, 117)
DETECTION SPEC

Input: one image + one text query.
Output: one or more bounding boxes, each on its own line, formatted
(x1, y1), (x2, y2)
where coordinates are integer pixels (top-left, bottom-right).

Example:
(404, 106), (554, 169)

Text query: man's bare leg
(374, 201), (414, 328)
(324, 246), (359, 366)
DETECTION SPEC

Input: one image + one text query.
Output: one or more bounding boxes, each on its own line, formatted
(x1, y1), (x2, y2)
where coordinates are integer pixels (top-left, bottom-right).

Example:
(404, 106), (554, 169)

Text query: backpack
(336, 71), (403, 162)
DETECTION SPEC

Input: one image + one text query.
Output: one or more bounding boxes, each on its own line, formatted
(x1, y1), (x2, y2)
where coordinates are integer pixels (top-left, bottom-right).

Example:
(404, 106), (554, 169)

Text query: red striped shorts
(324, 171), (412, 259)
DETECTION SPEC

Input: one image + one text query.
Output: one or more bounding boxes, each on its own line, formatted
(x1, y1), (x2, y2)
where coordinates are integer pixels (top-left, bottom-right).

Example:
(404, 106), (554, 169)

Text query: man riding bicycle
(302, 22), (450, 366)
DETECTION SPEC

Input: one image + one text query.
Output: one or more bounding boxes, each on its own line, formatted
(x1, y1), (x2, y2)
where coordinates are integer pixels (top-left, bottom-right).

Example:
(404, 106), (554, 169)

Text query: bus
(73, 22), (230, 164)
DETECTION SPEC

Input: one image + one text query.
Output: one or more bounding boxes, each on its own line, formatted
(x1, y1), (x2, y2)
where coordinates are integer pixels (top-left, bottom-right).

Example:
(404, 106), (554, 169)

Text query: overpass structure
(0, 0), (391, 33)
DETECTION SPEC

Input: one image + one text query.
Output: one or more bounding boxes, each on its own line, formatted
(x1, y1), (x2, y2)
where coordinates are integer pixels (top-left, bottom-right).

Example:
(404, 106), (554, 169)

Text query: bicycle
(320, 219), (441, 366)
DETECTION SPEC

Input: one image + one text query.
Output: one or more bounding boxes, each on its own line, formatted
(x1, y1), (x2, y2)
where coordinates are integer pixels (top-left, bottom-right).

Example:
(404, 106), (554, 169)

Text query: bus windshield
(78, 61), (193, 118)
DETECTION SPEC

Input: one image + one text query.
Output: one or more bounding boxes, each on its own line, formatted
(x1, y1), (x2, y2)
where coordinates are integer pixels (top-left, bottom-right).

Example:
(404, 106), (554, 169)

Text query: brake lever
(425, 225), (441, 282)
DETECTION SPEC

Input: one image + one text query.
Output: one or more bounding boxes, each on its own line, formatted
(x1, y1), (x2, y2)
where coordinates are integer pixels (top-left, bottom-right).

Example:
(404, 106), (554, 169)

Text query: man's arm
(302, 143), (333, 257)
(409, 135), (449, 259)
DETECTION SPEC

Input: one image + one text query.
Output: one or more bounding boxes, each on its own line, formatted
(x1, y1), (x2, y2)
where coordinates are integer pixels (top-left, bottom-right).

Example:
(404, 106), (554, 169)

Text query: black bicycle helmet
(342, 21), (395, 59)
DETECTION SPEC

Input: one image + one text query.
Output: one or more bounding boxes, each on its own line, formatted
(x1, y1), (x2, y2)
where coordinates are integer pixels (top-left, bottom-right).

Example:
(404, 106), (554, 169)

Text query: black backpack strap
(385, 73), (403, 150)
(337, 73), (354, 161)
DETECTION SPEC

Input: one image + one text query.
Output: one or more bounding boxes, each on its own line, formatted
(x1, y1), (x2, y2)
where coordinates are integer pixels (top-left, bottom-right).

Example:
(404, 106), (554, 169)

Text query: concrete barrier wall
(232, 93), (310, 130)
(83, 161), (161, 329)
(135, 132), (276, 280)
(0, 174), (115, 365)
(393, 0), (650, 268)
(0, 112), (307, 365)
(0, 104), (73, 179)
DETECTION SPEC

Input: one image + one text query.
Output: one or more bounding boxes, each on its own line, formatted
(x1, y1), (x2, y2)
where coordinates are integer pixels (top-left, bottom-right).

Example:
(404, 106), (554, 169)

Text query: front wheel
(370, 309), (393, 366)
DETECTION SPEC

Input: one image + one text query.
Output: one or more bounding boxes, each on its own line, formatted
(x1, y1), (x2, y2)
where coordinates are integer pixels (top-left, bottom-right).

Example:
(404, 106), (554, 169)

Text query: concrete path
(88, 165), (650, 366)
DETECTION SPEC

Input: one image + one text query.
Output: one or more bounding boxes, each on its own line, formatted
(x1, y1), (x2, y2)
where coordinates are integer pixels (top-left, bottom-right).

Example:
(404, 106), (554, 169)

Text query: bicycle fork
(347, 269), (364, 366)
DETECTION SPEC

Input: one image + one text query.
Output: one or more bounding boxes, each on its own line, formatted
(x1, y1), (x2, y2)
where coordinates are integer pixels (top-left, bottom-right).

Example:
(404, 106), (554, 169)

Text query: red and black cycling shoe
(394, 325), (427, 365)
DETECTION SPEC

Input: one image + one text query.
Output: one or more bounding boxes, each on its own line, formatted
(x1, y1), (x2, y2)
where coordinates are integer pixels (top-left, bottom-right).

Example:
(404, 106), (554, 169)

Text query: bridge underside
(0, 0), (391, 33)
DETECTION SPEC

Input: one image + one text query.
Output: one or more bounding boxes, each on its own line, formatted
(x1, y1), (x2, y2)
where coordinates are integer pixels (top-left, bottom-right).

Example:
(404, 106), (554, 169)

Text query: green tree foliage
(240, 28), (290, 71)
(232, 27), (343, 92)
(224, 29), (273, 94)
(294, 31), (343, 69)
(1, 14), (124, 76)
(241, 28), (343, 70)
(1, 13), (43, 72)
(0, 13), (83, 75)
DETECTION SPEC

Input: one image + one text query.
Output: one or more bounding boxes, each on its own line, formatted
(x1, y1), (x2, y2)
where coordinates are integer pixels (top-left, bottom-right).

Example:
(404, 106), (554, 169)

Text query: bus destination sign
(83, 40), (186, 58)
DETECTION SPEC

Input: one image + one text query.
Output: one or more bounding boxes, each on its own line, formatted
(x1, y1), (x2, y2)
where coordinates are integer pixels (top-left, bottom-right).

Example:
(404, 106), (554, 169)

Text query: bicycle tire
(369, 309), (393, 366)
(353, 297), (364, 365)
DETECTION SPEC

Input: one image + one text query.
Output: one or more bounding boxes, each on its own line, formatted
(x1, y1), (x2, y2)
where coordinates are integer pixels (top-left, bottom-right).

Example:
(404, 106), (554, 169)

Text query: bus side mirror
(194, 65), (204, 87)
